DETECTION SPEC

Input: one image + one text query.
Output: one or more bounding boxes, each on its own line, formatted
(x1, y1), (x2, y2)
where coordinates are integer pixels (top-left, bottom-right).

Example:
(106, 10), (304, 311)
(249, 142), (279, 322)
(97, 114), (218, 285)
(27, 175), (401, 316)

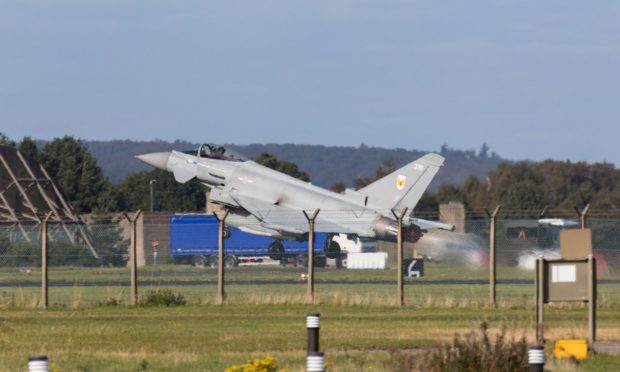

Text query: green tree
(40, 136), (113, 212)
(18, 136), (39, 161)
(0, 132), (15, 147)
(435, 184), (466, 205)
(430, 159), (620, 211)
(254, 152), (310, 182)
(478, 142), (490, 158)
(330, 181), (346, 193)
(114, 169), (206, 212)
(417, 193), (438, 211)
(89, 214), (129, 267)
(77, 154), (114, 212)
(353, 159), (396, 189)
(49, 241), (98, 267)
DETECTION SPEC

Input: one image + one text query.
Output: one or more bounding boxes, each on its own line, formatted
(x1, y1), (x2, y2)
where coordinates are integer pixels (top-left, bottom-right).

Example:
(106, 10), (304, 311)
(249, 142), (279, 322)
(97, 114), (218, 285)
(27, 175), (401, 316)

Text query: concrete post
(535, 257), (544, 344)
(40, 212), (52, 309)
(588, 254), (597, 344)
(131, 211), (142, 306)
(575, 204), (591, 230)
(303, 209), (320, 302)
(391, 207), (408, 307)
(485, 205), (501, 306)
(214, 209), (229, 305)
(124, 210), (142, 306)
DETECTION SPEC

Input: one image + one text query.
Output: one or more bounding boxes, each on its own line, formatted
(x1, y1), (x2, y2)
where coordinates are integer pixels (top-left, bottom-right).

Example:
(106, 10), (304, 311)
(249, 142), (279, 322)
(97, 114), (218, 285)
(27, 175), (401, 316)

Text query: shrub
(422, 322), (527, 372)
(386, 322), (528, 372)
(139, 289), (186, 307)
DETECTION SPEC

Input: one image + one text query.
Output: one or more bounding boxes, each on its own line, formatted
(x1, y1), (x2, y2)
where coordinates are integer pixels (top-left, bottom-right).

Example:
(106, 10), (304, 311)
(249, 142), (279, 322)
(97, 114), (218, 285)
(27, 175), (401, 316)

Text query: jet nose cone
(136, 152), (171, 170)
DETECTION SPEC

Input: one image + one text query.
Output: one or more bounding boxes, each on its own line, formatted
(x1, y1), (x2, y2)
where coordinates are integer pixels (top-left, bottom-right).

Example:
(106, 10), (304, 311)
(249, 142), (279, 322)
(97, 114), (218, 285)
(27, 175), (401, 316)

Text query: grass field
(1, 305), (620, 371)
(0, 261), (569, 284)
(1, 262), (619, 308)
(1, 263), (619, 371)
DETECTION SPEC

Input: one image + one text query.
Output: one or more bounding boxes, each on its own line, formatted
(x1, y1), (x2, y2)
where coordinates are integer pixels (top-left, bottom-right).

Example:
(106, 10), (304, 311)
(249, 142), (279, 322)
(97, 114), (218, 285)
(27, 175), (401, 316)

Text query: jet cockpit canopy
(181, 144), (247, 162)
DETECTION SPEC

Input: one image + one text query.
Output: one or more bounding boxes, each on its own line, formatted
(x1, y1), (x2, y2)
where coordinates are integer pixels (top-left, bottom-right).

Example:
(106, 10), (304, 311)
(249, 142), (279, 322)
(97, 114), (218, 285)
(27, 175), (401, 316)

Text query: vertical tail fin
(359, 153), (444, 210)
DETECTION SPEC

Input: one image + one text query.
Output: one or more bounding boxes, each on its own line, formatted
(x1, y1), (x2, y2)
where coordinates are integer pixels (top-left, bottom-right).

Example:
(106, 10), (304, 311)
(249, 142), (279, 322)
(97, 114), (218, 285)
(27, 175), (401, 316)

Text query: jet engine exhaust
(373, 219), (424, 243)
(416, 231), (486, 267)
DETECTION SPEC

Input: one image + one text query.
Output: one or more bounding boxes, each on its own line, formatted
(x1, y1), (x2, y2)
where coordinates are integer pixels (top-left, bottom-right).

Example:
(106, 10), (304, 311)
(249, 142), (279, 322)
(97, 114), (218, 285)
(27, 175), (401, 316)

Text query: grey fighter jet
(137, 144), (454, 243)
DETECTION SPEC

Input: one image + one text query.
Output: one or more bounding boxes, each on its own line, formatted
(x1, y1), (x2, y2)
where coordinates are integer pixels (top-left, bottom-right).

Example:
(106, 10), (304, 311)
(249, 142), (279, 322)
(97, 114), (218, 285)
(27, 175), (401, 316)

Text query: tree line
(2, 133), (618, 213)
(334, 151), (619, 212)
(427, 160), (620, 211)
(81, 139), (505, 189)
(0, 134), (308, 213)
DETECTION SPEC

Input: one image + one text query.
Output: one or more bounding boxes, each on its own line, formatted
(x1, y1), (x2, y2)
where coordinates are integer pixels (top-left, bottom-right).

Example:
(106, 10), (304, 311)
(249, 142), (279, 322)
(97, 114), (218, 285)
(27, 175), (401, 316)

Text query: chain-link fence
(1, 210), (619, 308)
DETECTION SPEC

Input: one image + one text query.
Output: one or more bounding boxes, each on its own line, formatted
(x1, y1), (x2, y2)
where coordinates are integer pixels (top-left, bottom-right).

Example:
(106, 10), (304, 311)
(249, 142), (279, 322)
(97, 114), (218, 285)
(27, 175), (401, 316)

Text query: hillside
(84, 140), (506, 190)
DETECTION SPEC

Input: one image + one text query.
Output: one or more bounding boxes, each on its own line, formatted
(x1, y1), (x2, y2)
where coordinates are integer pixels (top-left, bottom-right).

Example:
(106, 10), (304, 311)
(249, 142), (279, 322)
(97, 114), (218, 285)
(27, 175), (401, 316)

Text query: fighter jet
(137, 144), (454, 244)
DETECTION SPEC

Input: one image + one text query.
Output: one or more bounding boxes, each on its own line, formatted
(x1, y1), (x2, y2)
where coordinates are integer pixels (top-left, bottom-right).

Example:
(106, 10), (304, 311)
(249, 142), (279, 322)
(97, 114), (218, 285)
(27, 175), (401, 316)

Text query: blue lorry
(170, 214), (336, 267)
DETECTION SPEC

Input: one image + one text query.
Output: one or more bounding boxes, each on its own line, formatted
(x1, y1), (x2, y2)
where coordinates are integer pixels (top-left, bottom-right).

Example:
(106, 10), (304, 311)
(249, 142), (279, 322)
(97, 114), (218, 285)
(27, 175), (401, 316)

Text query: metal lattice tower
(0, 145), (98, 258)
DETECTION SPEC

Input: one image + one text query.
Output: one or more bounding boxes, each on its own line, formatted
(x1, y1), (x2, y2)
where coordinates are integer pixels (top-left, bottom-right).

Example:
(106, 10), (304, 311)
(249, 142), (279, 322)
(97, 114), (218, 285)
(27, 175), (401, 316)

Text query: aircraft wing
(229, 192), (372, 236)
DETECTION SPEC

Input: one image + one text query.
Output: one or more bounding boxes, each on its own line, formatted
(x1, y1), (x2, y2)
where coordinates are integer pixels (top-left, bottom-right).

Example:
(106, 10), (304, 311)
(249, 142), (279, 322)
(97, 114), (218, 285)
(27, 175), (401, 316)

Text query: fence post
(123, 210), (142, 306)
(391, 207), (408, 307)
(588, 254), (596, 344)
(485, 205), (501, 306)
(303, 209), (320, 303)
(214, 210), (230, 305)
(410, 211), (419, 259)
(40, 212), (53, 309)
(574, 204), (591, 229)
(535, 257), (544, 344)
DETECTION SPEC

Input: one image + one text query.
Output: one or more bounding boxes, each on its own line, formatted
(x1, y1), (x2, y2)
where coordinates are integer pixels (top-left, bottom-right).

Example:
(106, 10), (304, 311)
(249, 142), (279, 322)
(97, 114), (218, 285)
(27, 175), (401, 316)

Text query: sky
(1, 1), (620, 164)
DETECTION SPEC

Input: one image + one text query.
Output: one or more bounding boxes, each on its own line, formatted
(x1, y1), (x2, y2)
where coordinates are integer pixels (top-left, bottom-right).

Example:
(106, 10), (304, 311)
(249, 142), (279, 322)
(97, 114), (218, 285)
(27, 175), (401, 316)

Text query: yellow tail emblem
(396, 174), (407, 191)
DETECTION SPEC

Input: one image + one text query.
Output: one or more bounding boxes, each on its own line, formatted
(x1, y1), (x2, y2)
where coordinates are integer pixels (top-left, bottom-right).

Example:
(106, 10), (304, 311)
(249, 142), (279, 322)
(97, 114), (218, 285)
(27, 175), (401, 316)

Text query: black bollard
(528, 345), (545, 372)
(307, 313), (320, 354)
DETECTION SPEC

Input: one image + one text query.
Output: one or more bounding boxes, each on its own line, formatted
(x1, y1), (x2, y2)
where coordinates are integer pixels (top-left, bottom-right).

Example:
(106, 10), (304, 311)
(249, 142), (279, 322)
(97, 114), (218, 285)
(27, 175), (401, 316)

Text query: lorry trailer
(170, 214), (332, 267)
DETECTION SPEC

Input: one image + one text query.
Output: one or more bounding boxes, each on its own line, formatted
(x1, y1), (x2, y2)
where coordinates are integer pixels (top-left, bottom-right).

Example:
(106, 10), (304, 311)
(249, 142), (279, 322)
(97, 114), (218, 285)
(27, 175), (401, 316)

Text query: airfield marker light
(28, 355), (49, 372)
(527, 345), (545, 372)
(306, 352), (325, 372)
(306, 313), (320, 354)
